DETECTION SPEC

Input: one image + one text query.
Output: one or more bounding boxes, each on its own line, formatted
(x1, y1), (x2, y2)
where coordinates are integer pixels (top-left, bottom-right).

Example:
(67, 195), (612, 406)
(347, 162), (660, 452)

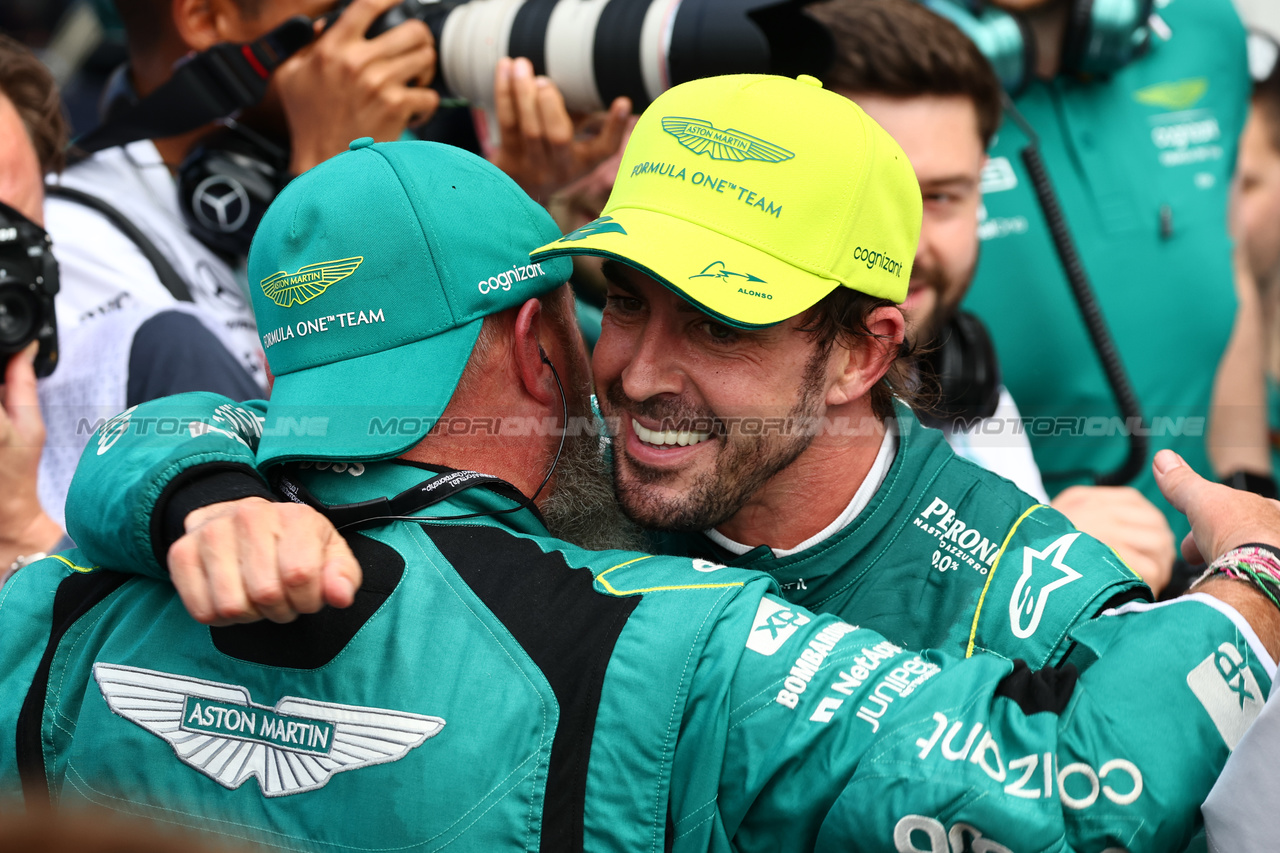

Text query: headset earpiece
(1060, 0), (1154, 78)
(922, 0), (1035, 94)
(918, 311), (1002, 429)
(177, 123), (291, 257)
(920, 0), (1152, 90)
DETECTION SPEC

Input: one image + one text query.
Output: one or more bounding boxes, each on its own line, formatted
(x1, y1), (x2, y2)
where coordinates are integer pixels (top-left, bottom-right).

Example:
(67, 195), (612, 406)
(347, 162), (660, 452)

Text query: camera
(346, 0), (834, 113)
(0, 201), (59, 378)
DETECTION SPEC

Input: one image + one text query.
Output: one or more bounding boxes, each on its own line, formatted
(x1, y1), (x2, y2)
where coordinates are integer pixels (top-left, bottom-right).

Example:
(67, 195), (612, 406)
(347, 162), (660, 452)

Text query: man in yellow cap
(529, 70), (1154, 669)
(40, 74), (1280, 849)
(74, 71), (1146, 668)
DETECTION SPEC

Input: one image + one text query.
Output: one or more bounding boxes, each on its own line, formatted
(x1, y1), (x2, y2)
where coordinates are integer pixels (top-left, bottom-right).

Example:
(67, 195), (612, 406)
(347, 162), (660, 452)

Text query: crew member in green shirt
(961, 0), (1272, 540)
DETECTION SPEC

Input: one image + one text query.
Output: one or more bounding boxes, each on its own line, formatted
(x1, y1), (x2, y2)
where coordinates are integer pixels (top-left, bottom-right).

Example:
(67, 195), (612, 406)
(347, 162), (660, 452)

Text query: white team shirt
(943, 385), (1050, 503)
(43, 140), (267, 386)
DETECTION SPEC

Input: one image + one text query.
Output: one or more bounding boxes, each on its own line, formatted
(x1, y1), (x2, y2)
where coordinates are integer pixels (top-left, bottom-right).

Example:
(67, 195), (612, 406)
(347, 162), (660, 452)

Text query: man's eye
(605, 295), (642, 313)
(704, 321), (736, 341)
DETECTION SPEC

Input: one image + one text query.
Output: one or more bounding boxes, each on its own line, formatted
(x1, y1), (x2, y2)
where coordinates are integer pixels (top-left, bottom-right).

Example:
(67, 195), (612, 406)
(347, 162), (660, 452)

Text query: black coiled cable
(1004, 96), (1148, 487)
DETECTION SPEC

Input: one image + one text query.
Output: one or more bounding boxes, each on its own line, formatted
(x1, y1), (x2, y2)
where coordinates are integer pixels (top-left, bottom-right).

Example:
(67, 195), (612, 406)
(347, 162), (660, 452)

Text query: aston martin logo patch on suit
(93, 663), (445, 797)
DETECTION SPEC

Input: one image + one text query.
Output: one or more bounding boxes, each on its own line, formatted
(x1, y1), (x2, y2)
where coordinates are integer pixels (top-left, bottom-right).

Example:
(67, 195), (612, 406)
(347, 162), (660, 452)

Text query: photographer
(33, 0), (438, 527)
(0, 36), (69, 577)
(45, 0), (438, 373)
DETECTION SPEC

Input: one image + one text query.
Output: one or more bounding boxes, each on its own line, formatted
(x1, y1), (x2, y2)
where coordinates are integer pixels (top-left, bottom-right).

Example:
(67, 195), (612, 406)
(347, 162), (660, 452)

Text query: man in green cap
(7, 106), (1280, 852)
(61, 67), (1146, 670)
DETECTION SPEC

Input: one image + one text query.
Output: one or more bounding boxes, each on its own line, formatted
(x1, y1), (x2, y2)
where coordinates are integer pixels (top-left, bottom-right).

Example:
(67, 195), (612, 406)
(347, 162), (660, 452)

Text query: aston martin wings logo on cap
(94, 663), (445, 797)
(260, 256), (364, 307)
(662, 117), (794, 163)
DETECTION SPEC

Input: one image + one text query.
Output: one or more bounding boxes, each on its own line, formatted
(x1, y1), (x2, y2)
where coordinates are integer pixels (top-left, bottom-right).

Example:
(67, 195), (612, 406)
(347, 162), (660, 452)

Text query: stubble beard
(916, 252), (978, 347)
(537, 324), (646, 553)
(604, 347), (830, 533)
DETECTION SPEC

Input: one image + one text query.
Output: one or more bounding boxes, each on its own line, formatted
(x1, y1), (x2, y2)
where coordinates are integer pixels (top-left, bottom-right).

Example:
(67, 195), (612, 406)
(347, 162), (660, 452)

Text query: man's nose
(619, 317), (686, 403)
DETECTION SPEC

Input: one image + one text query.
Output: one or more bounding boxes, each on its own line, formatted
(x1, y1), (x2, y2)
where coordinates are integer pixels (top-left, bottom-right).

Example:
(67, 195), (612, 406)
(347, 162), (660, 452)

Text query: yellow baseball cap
(531, 74), (922, 328)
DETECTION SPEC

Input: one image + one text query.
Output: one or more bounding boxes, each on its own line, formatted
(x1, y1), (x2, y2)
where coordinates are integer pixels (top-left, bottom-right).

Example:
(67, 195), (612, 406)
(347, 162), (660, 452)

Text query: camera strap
(75, 16), (316, 155)
(44, 185), (193, 303)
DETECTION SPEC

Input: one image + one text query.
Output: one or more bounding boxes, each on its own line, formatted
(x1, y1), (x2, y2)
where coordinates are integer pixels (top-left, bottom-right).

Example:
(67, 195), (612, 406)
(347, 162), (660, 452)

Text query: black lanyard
(272, 351), (567, 532)
(276, 468), (527, 532)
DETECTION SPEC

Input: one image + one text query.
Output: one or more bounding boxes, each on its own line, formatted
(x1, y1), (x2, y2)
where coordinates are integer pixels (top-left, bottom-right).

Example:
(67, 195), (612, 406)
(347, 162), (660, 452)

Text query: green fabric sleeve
(684, 589), (1269, 850)
(0, 555), (82, 798)
(1056, 596), (1273, 851)
(64, 394), (268, 579)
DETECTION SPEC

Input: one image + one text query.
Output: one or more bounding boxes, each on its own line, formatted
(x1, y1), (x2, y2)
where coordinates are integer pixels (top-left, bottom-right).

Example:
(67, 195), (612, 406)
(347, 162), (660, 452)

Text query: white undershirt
(705, 419), (899, 559)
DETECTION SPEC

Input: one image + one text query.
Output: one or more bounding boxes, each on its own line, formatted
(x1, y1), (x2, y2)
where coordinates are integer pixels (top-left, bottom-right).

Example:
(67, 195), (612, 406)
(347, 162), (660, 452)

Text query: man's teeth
(632, 419), (712, 447)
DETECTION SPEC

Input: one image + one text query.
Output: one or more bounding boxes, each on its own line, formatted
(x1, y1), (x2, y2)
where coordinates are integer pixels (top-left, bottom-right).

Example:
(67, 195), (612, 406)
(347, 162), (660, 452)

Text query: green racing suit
(655, 405), (1149, 669)
(0, 392), (1271, 850)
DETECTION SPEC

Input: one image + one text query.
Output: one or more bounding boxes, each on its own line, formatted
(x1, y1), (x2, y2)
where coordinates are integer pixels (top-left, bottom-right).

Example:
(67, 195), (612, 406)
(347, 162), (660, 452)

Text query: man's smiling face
(845, 93), (986, 344)
(592, 261), (834, 531)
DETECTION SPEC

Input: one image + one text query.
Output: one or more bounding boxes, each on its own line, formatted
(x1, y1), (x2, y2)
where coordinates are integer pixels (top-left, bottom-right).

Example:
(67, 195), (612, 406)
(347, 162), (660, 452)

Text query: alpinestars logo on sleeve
(1009, 532), (1082, 639)
(661, 118), (794, 163)
(260, 257), (363, 307)
(94, 663), (445, 797)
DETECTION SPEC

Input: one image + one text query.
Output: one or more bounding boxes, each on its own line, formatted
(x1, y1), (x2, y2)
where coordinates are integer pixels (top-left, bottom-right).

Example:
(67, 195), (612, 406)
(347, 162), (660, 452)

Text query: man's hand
(168, 497), (360, 626)
(1156, 449), (1280, 657)
(275, 0), (440, 174)
(1051, 485), (1175, 595)
(487, 57), (631, 204)
(0, 342), (63, 570)
(1155, 448), (1280, 565)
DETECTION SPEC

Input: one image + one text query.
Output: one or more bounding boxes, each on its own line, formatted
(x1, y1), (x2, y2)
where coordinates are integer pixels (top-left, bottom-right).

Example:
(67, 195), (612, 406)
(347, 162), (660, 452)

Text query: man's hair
(0, 34), (68, 175)
(799, 288), (916, 421)
(1255, 57), (1280, 155)
(807, 0), (1003, 148)
(444, 284), (579, 406)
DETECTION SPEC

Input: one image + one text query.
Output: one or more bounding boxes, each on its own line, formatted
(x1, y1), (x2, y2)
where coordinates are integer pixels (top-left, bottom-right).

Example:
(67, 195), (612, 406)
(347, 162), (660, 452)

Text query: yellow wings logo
(1133, 78), (1209, 112)
(661, 117), (794, 163)
(260, 257), (364, 307)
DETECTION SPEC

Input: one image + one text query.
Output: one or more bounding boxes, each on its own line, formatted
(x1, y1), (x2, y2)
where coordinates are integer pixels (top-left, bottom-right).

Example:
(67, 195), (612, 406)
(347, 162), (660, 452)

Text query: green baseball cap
(249, 138), (571, 466)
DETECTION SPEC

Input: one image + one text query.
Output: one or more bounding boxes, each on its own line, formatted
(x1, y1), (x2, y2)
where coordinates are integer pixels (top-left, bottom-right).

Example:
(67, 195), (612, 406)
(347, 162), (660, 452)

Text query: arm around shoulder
(65, 393), (268, 579)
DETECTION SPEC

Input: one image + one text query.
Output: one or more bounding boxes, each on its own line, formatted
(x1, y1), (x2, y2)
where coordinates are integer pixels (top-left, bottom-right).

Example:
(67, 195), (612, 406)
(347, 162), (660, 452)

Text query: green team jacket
(962, 0), (1248, 540)
(2, 392), (1271, 850)
(655, 408), (1150, 670)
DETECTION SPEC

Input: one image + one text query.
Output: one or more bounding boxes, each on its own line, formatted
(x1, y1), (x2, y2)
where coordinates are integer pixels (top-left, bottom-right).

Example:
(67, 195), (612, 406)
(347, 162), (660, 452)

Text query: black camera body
(0, 201), (59, 378)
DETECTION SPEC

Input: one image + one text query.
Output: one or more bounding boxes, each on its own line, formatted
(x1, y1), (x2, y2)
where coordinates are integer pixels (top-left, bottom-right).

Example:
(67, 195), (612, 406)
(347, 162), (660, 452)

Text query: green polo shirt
(963, 0), (1249, 540)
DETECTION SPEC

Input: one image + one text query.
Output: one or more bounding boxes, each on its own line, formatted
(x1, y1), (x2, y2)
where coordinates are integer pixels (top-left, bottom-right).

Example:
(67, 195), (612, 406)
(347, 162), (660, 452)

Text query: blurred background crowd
(2, 0), (1280, 842)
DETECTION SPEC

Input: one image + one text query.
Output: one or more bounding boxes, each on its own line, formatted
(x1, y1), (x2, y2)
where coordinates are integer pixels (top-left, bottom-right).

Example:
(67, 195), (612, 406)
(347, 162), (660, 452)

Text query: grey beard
(541, 432), (647, 552)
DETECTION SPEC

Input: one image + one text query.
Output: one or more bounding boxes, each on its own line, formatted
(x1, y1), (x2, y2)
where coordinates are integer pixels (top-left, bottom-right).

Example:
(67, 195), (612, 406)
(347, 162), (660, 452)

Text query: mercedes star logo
(192, 175), (251, 234)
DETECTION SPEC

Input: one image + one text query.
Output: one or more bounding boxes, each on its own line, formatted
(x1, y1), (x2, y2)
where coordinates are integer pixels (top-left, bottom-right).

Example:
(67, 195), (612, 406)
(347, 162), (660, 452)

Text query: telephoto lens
(0, 201), (60, 378)
(352, 0), (834, 112)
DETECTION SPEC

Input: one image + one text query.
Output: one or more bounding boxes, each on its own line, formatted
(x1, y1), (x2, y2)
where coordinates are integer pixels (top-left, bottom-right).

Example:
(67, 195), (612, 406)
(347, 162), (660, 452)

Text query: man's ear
(512, 297), (558, 406)
(172, 0), (244, 51)
(825, 305), (906, 407)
